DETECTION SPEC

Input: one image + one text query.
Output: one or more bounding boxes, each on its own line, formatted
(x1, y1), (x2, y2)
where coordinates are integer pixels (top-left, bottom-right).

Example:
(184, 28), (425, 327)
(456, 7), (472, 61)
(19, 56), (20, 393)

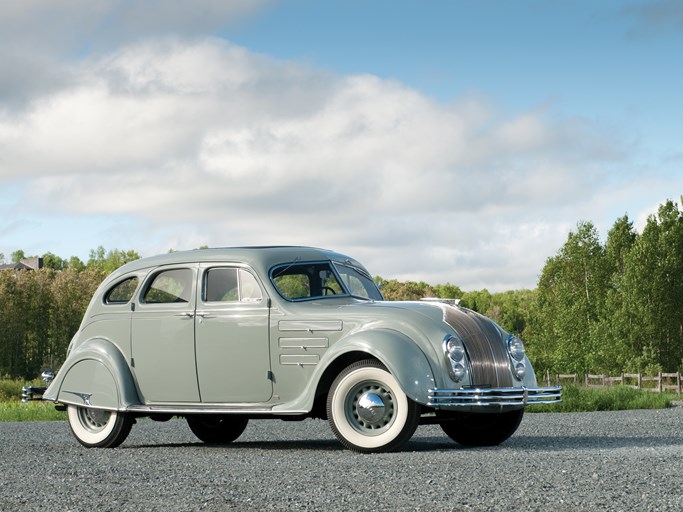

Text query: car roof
(106, 246), (368, 281)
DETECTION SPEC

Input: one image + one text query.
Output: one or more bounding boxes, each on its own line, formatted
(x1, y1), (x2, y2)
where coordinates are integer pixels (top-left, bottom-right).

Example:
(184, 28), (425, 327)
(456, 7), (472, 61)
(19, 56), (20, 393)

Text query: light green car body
(43, 246), (559, 422)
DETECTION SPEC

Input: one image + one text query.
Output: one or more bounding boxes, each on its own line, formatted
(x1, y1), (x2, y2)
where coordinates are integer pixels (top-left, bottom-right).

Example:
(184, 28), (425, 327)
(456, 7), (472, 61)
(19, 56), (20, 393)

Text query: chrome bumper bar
(427, 386), (562, 407)
(22, 386), (47, 403)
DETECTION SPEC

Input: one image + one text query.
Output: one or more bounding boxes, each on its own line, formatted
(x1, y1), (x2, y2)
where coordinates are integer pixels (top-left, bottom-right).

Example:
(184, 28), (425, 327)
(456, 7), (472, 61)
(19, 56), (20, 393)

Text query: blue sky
(0, 0), (681, 291)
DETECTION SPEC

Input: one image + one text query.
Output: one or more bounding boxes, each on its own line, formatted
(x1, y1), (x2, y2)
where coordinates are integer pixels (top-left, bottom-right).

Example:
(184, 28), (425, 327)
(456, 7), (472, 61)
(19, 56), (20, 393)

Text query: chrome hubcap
(79, 408), (111, 432)
(347, 383), (396, 435)
(357, 392), (386, 422)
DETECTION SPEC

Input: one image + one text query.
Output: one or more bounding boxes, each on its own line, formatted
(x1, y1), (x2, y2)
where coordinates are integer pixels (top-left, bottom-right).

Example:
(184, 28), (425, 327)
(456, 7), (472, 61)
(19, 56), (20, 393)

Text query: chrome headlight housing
(506, 335), (527, 381)
(443, 334), (468, 382)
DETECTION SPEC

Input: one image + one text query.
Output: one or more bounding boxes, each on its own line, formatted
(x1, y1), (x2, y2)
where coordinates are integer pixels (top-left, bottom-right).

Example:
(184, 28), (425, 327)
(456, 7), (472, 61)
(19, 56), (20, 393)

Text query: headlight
(443, 335), (468, 383)
(507, 336), (526, 361)
(446, 337), (466, 362)
(506, 335), (526, 381)
(513, 362), (526, 380)
(452, 363), (466, 381)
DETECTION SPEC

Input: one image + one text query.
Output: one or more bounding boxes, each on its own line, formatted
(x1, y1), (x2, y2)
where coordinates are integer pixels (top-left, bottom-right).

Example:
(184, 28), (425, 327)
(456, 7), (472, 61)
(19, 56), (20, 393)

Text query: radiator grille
(443, 307), (512, 388)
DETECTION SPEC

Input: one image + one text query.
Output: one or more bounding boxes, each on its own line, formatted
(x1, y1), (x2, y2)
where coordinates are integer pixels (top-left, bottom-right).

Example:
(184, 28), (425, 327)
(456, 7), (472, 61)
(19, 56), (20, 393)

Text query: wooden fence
(544, 371), (683, 394)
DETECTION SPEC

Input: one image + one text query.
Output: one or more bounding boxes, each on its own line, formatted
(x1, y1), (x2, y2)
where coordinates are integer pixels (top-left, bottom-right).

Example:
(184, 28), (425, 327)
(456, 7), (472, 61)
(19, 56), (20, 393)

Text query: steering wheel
(322, 286), (337, 295)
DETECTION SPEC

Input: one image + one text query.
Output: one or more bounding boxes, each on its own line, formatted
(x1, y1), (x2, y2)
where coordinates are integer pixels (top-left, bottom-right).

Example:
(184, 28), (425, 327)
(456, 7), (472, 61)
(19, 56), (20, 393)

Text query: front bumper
(427, 386), (562, 407)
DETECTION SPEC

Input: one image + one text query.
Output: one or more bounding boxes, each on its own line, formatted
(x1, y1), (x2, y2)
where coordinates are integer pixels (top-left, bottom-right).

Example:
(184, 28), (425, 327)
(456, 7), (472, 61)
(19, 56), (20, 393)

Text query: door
(131, 266), (200, 403)
(195, 266), (272, 403)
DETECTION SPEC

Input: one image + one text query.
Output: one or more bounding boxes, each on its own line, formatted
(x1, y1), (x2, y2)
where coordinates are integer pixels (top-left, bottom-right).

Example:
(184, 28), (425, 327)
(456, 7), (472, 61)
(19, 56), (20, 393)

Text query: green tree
(592, 215), (639, 371)
(530, 221), (610, 374)
(87, 246), (141, 273)
(11, 250), (25, 263)
(615, 200), (683, 372)
(42, 252), (68, 270)
(433, 283), (463, 299)
(68, 256), (86, 271)
(376, 278), (435, 301)
(49, 269), (106, 367)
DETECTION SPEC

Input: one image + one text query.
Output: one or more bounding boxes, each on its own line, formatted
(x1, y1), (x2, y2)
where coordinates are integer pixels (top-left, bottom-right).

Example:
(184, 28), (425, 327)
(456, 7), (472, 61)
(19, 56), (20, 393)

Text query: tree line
(1, 199), (681, 380)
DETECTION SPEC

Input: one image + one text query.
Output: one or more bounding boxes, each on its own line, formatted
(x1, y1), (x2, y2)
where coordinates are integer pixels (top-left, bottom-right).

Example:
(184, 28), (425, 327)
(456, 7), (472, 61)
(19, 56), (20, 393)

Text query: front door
(194, 265), (272, 403)
(131, 266), (200, 403)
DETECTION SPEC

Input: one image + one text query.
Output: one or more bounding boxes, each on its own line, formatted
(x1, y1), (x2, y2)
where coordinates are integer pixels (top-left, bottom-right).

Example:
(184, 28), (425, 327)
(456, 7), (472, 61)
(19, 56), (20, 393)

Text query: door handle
(174, 312), (194, 319)
(195, 312), (214, 323)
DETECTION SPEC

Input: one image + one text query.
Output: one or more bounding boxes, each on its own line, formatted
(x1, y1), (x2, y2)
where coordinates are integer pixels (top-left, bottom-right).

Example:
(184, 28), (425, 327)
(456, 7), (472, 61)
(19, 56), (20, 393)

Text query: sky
(0, 0), (681, 291)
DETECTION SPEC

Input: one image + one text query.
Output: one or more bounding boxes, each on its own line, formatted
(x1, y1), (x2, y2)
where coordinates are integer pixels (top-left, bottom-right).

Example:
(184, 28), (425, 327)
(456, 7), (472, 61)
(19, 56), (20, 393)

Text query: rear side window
(105, 277), (139, 304)
(143, 269), (193, 304)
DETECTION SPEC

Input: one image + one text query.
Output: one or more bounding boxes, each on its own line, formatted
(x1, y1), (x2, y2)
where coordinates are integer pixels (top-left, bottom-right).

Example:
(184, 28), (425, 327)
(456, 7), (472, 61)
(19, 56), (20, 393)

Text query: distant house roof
(0, 257), (43, 271)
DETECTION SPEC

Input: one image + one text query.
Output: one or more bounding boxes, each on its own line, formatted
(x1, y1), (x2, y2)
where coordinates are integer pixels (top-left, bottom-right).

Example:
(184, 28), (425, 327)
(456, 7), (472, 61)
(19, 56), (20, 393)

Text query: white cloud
(2, 37), (673, 291)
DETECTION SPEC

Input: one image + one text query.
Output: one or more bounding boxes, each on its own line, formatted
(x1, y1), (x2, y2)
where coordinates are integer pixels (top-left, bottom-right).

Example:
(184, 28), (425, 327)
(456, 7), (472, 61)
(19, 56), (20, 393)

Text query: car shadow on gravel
(124, 439), (345, 451)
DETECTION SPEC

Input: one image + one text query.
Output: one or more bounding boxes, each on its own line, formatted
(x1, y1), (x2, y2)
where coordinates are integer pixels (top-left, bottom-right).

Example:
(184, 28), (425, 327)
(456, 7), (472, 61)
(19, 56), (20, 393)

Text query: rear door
(131, 265), (200, 403)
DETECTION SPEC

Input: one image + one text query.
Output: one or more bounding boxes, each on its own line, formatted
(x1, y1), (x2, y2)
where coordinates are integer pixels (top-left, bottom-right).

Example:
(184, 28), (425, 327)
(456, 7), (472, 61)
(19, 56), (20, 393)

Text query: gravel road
(2, 407), (683, 511)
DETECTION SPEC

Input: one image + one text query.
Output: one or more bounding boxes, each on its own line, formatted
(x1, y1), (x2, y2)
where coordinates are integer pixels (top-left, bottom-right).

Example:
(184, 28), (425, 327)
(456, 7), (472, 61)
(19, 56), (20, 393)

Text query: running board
(126, 404), (307, 416)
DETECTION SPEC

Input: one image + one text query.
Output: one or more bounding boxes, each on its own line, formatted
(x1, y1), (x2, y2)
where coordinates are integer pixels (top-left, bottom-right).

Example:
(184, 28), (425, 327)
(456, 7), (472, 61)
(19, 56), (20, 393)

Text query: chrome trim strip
(427, 386), (562, 407)
(126, 404), (308, 415)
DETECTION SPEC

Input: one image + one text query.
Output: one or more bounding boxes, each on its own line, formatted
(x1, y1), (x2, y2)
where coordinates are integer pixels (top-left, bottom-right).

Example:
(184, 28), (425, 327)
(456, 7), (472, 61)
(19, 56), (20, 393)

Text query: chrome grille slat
(443, 307), (512, 387)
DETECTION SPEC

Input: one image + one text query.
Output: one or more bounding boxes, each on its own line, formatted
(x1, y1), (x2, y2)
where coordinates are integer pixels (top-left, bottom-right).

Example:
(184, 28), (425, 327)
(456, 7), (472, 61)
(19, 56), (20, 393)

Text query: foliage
(0, 378), (66, 421)
(526, 198), (683, 377)
(376, 277), (436, 301)
(87, 246), (141, 273)
(3, 199), (683, 381)
(528, 384), (674, 413)
(0, 266), (107, 379)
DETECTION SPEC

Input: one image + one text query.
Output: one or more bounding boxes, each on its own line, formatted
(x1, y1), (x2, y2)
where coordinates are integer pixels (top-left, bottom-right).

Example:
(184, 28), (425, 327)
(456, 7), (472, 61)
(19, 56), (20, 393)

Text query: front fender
(43, 338), (140, 411)
(273, 328), (436, 413)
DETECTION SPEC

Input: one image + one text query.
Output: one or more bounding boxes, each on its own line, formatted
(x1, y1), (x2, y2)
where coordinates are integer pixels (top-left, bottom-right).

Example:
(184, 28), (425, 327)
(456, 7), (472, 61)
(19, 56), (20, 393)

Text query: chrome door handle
(174, 312), (194, 318)
(195, 312), (214, 323)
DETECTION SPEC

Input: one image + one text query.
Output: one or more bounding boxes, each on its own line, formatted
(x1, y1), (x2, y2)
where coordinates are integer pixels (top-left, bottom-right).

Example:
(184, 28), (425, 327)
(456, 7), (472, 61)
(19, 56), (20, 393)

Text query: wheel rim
(346, 382), (396, 435)
(78, 408), (112, 433)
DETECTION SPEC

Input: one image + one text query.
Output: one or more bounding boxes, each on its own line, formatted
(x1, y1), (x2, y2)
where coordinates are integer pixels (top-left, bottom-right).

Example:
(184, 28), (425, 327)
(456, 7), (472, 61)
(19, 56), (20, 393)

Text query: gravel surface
(2, 408), (683, 511)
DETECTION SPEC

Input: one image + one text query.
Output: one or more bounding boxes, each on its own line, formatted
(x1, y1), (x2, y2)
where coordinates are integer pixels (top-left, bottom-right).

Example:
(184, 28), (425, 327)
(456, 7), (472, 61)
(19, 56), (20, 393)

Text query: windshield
(333, 262), (383, 300)
(270, 261), (383, 301)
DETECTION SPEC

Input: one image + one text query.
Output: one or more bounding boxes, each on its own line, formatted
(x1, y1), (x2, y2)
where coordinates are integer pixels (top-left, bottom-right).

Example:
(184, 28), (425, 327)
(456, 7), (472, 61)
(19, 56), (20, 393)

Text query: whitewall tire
(326, 359), (420, 453)
(67, 405), (133, 448)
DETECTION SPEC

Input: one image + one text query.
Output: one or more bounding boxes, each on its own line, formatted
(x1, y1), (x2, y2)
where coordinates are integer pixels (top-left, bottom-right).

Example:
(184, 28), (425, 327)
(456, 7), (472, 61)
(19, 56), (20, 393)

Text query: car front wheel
(67, 405), (133, 448)
(326, 359), (420, 453)
(439, 409), (524, 447)
(186, 415), (249, 444)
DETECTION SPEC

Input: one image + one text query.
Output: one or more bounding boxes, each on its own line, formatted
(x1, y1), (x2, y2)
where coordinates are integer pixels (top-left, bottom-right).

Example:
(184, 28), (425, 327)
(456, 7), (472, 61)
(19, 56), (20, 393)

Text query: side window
(204, 268), (239, 302)
(204, 268), (263, 303)
(143, 269), (193, 304)
(105, 277), (139, 304)
(239, 270), (262, 302)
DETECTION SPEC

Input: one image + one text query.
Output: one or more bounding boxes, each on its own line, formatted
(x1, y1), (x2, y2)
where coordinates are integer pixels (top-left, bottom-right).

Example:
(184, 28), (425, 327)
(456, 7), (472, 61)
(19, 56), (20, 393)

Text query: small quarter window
(143, 269), (193, 304)
(105, 277), (139, 304)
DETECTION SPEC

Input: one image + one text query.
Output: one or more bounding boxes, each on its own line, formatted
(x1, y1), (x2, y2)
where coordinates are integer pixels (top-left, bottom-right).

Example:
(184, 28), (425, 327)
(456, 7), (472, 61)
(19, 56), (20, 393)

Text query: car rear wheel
(67, 405), (133, 448)
(186, 415), (249, 444)
(439, 409), (524, 447)
(326, 359), (420, 453)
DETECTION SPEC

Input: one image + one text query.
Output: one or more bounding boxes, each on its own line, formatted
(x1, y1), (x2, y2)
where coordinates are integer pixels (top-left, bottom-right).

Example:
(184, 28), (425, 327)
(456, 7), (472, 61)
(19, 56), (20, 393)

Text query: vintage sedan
(24, 247), (560, 452)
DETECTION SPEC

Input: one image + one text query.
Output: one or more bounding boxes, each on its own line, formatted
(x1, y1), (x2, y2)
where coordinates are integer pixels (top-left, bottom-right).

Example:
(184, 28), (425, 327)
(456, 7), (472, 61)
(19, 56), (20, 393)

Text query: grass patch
(0, 400), (66, 422)
(0, 378), (66, 422)
(529, 384), (677, 413)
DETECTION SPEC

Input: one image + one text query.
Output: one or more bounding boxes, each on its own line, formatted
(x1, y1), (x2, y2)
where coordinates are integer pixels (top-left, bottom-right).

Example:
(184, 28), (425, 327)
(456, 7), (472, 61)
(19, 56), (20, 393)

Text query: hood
(348, 300), (513, 388)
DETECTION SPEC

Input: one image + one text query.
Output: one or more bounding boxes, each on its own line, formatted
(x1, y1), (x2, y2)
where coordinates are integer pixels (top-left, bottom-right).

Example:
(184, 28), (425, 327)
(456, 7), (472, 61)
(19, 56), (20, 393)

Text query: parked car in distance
(24, 246), (561, 453)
